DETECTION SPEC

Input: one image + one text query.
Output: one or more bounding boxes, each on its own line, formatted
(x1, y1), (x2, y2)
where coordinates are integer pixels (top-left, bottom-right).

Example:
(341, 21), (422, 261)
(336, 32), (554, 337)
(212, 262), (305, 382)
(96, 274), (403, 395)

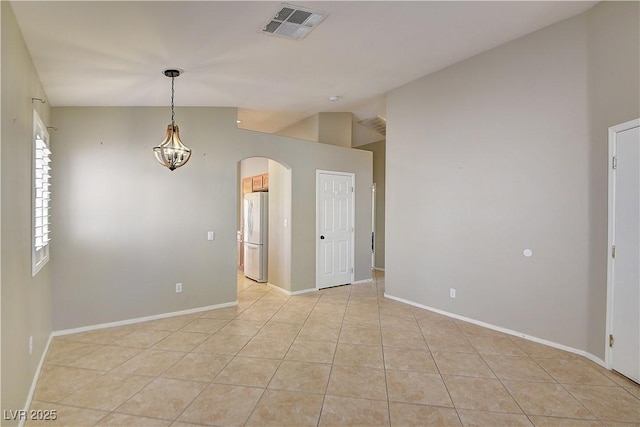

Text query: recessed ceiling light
(237, 120), (242, 124)
(328, 96), (341, 102)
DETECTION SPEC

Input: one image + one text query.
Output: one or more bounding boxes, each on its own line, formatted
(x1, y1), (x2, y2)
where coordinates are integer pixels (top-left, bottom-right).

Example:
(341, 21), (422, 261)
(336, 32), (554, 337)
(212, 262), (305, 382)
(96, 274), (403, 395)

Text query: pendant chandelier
(153, 69), (192, 171)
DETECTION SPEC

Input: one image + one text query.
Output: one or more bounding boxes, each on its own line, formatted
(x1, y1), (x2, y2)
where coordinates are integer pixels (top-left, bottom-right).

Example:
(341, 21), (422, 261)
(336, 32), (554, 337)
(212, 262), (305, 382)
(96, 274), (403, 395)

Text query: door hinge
(351, 267), (354, 273)
(609, 334), (614, 347)
(612, 245), (616, 258)
(351, 187), (354, 193)
(612, 156), (617, 169)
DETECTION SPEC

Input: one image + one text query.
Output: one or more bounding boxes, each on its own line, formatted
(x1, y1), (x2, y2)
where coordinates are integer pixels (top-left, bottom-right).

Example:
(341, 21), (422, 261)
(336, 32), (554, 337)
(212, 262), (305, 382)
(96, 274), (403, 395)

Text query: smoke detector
(261, 4), (328, 40)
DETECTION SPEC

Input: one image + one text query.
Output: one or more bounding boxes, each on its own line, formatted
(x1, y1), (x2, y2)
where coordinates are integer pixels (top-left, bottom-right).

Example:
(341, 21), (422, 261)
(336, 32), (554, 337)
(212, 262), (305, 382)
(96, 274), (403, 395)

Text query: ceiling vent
(261, 4), (328, 40)
(358, 116), (387, 137)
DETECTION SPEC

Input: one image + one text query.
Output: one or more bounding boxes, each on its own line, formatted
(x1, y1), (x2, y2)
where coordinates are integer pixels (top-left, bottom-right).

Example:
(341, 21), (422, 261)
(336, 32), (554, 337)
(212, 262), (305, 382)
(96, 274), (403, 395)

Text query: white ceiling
(11, 1), (596, 134)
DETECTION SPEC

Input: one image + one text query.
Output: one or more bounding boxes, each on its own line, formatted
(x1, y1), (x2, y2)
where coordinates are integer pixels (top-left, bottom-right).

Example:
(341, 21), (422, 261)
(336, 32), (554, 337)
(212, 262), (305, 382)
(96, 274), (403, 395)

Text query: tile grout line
(532, 358), (603, 423)
(230, 281), (287, 426)
(416, 304), (465, 426)
(29, 271), (640, 427)
(317, 280), (352, 427)
(473, 339), (602, 426)
(527, 349), (602, 423)
(474, 345), (537, 426)
(374, 270), (393, 427)
(235, 279), (325, 426)
(107, 280), (261, 425)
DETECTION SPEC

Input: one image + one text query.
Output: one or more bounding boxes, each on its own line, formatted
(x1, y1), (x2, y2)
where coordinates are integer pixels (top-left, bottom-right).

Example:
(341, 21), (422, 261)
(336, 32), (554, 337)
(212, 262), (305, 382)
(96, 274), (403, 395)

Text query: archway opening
(237, 157), (292, 293)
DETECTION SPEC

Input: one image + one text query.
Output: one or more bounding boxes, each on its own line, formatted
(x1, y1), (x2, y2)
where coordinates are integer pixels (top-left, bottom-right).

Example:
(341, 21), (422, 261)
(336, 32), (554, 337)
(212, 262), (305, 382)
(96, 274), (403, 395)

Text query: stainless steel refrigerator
(243, 192), (268, 282)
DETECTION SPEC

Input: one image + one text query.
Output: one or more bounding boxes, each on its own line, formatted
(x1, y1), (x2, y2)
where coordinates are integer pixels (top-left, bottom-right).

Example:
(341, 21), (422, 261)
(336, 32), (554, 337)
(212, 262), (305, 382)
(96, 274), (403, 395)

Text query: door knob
(320, 235), (325, 239)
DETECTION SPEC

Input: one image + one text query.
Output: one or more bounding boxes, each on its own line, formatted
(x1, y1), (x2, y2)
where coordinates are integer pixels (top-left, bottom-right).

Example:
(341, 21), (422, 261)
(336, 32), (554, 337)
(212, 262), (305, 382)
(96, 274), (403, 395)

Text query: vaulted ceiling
(11, 1), (596, 136)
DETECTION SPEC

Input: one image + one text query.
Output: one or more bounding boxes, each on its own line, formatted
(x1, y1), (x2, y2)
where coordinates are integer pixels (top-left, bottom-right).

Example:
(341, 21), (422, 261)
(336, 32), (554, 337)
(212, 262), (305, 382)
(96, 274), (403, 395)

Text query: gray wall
(356, 140), (386, 269)
(385, 2), (639, 359)
(277, 112), (354, 148)
(318, 113), (352, 148)
(585, 1), (640, 357)
(240, 157), (268, 178)
(277, 114), (318, 142)
(50, 107), (372, 330)
(1, 3), (53, 423)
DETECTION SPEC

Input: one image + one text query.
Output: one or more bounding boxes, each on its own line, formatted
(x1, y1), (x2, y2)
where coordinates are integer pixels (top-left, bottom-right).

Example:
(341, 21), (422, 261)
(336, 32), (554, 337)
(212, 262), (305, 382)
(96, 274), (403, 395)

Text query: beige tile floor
(28, 271), (639, 426)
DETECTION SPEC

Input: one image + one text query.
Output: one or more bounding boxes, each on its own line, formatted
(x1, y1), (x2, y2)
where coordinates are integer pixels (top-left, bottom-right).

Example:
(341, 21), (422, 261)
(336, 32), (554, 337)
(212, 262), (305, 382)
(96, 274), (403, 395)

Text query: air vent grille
(275, 7), (294, 21)
(264, 21), (282, 34)
(288, 10), (312, 25)
(261, 3), (328, 40)
(358, 116), (387, 136)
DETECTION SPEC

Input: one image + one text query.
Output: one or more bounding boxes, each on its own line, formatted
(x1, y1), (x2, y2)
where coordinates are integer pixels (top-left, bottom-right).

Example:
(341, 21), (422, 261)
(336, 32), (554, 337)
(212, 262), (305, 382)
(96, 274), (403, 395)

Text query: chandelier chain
(171, 76), (175, 127)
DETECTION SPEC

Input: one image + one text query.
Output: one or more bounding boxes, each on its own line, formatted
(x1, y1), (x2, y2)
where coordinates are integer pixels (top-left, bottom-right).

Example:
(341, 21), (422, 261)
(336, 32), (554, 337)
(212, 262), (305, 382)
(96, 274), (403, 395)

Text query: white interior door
(607, 119), (640, 383)
(317, 171), (354, 289)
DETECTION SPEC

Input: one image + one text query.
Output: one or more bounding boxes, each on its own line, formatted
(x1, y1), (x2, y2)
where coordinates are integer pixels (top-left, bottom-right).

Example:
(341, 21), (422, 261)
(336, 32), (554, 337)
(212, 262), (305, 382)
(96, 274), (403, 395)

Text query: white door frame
(316, 170), (355, 289)
(371, 183), (376, 269)
(605, 117), (640, 370)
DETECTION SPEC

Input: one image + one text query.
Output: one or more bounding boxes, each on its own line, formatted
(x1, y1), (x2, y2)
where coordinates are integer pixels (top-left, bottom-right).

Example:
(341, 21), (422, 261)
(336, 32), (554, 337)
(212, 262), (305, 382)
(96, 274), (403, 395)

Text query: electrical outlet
(207, 231), (215, 241)
(29, 336), (33, 355)
(450, 288), (456, 298)
(175, 283), (183, 293)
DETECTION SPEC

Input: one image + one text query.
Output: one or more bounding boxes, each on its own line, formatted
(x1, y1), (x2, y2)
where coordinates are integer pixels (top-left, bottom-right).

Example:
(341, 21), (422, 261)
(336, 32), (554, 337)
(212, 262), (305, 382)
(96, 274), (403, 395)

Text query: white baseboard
(267, 282), (317, 296)
(352, 278), (373, 285)
(53, 301), (238, 337)
(289, 288), (318, 296)
(20, 333), (54, 427)
(579, 349), (607, 368)
(384, 293), (606, 369)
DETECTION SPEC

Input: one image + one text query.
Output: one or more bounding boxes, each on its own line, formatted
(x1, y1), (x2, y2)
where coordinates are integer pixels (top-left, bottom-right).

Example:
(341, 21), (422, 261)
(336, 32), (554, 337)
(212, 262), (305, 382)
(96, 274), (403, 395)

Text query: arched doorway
(238, 157), (292, 292)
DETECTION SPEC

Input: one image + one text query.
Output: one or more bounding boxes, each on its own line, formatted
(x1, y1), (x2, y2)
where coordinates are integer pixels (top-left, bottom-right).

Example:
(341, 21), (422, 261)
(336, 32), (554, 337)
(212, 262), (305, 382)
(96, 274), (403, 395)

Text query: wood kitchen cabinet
(252, 175), (263, 191)
(245, 173), (269, 193)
